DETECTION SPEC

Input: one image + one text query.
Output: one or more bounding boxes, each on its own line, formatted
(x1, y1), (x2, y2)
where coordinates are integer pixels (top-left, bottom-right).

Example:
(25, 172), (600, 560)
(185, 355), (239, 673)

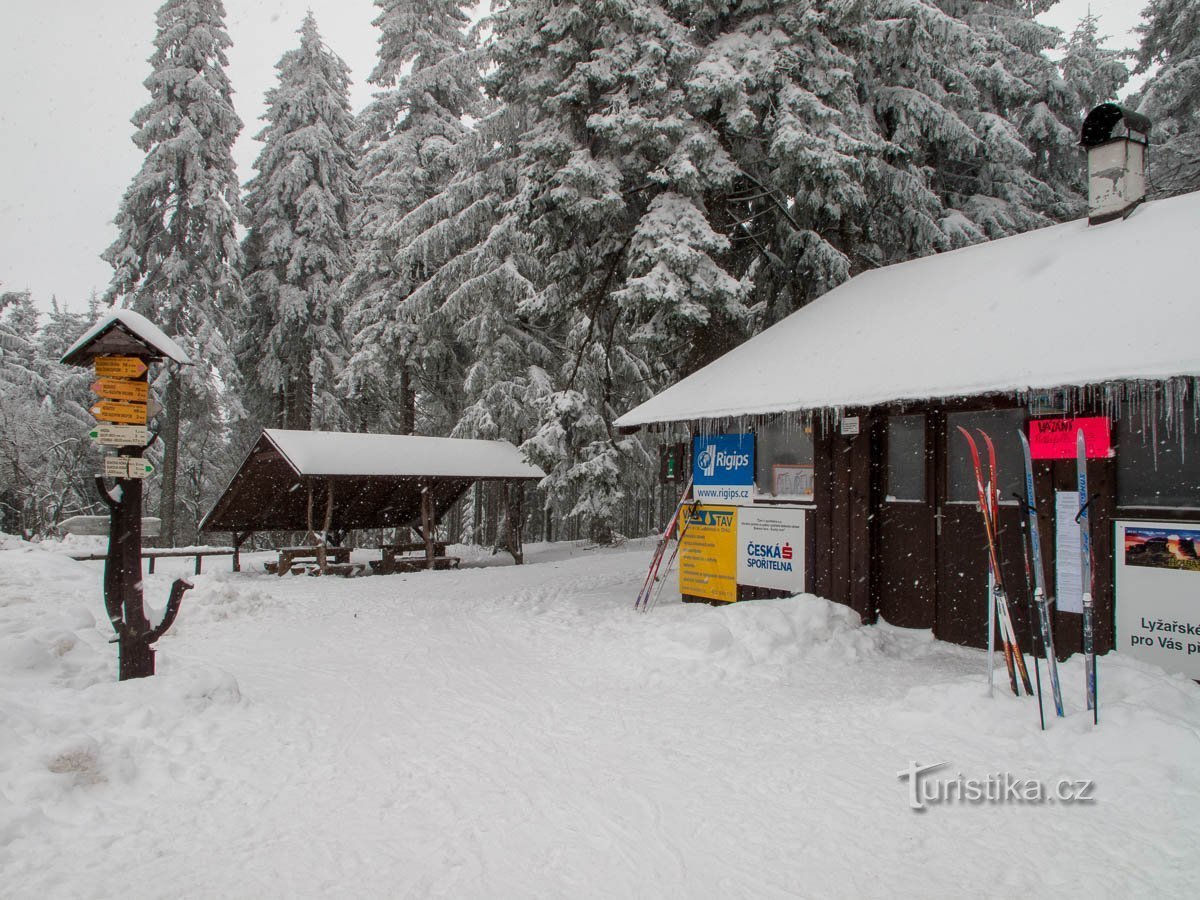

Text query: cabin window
(1117, 404), (1200, 509)
(947, 409), (1025, 503)
(887, 415), (925, 502)
(754, 418), (814, 501)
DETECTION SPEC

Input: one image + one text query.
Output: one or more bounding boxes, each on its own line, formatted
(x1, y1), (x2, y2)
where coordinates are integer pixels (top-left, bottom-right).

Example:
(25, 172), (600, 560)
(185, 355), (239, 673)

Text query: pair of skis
(1020, 429), (1098, 724)
(635, 478), (694, 613)
(1018, 431), (1065, 725)
(959, 427), (1033, 698)
(969, 427), (1095, 726)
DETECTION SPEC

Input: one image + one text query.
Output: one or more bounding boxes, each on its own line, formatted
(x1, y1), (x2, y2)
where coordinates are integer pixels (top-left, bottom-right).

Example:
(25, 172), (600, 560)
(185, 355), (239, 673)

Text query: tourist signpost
(61, 311), (192, 681)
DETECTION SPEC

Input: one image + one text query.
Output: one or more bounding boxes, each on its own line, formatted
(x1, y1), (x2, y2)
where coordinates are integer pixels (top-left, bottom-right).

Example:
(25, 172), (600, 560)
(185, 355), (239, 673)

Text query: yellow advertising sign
(92, 378), (150, 403)
(93, 356), (148, 379)
(679, 504), (738, 603)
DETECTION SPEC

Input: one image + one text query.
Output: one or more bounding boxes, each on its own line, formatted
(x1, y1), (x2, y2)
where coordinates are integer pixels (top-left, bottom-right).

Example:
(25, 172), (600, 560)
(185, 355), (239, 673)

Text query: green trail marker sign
(90, 424), (150, 447)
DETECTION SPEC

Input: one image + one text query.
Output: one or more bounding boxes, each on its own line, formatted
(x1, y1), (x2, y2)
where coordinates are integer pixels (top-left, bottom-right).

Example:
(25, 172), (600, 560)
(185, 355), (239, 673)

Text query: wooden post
(108, 470), (153, 678)
(420, 483), (435, 570)
(320, 481), (334, 573)
(505, 481), (525, 565)
(232, 531), (250, 572)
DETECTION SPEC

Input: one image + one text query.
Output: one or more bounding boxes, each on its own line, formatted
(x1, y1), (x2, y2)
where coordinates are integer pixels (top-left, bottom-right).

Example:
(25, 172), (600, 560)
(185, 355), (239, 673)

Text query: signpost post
(61, 311), (193, 681)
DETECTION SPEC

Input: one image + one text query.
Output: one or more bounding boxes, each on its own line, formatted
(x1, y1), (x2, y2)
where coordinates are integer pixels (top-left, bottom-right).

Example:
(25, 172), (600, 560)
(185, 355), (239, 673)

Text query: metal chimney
(1080, 103), (1152, 225)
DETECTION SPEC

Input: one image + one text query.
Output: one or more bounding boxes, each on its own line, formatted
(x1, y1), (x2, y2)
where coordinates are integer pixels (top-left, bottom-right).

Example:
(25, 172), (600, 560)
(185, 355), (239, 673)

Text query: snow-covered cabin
(616, 107), (1200, 671)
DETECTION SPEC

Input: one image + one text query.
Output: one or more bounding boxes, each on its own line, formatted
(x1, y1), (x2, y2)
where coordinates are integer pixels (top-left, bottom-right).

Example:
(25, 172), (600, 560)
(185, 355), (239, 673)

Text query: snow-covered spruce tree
(342, 0), (482, 435)
(0, 293), (98, 537)
(0, 290), (44, 535)
(940, 0), (1084, 230)
(1133, 0), (1200, 197)
(1060, 11), (1131, 121)
(102, 0), (244, 545)
(240, 13), (358, 433)
(482, 0), (748, 544)
(683, 0), (913, 326)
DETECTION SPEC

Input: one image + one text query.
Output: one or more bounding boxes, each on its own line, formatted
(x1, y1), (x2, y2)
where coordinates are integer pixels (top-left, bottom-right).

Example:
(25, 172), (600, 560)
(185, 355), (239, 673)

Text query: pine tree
(240, 13), (358, 433)
(0, 292), (97, 537)
(684, 0), (910, 324)
(0, 290), (44, 535)
(924, 0), (1083, 233)
(342, 0), (482, 435)
(1061, 11), (1131, 120)
(482, 0), (747, 542)
(1133, 0), (1200, 197)
(102, 0), (244, 545)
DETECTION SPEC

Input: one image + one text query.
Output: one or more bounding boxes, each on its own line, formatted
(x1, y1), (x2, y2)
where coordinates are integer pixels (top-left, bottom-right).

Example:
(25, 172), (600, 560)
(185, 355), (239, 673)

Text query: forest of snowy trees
(2, 0), (1198, 545)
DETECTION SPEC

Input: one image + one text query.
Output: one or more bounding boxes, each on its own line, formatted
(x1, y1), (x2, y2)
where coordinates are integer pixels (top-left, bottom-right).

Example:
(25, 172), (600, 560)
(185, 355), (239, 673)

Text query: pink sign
(1029, 416), (1111, 459)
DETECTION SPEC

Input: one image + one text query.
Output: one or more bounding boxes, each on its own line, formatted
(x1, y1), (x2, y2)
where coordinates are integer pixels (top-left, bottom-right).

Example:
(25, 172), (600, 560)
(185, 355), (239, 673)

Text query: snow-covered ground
(3, 535), (1199, 898)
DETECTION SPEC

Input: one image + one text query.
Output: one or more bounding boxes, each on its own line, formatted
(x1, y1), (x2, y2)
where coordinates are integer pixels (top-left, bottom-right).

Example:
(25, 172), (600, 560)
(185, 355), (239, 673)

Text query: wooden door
(876, 414), (937, 628)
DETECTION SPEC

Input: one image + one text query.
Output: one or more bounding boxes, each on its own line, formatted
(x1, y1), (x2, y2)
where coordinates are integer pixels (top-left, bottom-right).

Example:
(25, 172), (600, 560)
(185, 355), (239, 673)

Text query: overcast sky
(0, 0), (1146, 315)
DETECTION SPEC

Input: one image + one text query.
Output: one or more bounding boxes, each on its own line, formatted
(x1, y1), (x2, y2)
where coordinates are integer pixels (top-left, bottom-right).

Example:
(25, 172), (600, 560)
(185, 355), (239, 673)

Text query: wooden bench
(321, 561), (368, 578)
(369, 541), (463, 574)
(269, 545), (352, 577)
(368, 555), (461, 574)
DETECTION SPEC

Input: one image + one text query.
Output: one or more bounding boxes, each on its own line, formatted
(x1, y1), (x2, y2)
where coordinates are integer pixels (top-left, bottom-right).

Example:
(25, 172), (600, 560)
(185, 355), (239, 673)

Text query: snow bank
(642, 593), (883, 672)
(4, 535), (1200, 896)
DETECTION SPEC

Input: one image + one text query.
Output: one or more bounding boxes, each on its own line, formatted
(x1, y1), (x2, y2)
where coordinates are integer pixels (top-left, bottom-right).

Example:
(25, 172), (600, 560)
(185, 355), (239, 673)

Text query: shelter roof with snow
(61, 309), (191, 367)
(616, 190), (1200, 429)
(201, 430), (545, 534)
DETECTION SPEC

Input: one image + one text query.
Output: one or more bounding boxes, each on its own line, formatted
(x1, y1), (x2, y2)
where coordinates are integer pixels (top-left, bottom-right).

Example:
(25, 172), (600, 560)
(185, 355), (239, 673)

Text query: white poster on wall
(736, 506), (806, 594)
(1115, 520), (1200, 679)
(1055, 492), (1083, 614)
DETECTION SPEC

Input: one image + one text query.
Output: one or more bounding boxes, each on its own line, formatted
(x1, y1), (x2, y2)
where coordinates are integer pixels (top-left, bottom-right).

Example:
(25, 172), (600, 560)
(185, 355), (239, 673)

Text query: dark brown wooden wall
(810, 398), (1128, 657)
(812, 412), (875, 623)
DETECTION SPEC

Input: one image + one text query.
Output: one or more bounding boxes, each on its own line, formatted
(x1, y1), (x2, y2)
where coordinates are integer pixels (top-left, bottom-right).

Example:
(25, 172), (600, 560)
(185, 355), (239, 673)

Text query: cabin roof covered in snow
(264, 429), (546, 480)
(616, 190), (1200, 428)
(61, 308), (192, 366)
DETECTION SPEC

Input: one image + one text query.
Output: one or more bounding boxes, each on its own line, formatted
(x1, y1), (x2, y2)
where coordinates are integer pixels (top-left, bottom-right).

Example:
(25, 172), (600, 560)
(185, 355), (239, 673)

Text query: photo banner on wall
(1115, 520), (1200, 679)
(692, 433), (755, 506)
(678, 505), (738, 604)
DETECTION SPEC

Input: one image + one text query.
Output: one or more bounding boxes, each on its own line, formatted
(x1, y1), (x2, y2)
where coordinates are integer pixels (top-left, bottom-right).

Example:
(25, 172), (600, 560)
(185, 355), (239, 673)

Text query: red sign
(1029, 416), (1111, 459)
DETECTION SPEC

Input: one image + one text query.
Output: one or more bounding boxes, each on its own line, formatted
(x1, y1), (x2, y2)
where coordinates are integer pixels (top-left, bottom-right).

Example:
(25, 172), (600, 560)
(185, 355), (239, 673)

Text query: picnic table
(267, 545), (354, 577)
(371, 541), (460, 575)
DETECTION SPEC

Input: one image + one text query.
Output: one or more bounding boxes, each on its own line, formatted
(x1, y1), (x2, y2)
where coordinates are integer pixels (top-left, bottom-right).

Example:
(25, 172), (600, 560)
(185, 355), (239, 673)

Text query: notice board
(679, 504), (738, 603)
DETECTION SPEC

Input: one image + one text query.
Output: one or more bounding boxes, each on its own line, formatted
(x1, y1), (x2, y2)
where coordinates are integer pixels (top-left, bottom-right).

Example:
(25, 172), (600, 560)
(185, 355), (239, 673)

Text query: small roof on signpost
(61, 309), (191, 367)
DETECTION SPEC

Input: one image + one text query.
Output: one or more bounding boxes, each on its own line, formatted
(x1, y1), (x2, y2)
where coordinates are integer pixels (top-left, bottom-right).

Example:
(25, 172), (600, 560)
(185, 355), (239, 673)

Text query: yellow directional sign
(92, 378), (150, 403)
(91, 400), (148, 425)
(93, 356), (148, 379)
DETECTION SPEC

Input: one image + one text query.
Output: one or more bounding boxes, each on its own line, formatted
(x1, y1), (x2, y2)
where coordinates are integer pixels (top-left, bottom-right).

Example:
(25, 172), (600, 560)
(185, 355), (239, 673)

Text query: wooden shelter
(616, 173), (1200, 674)
(201, 429), (545, 572)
